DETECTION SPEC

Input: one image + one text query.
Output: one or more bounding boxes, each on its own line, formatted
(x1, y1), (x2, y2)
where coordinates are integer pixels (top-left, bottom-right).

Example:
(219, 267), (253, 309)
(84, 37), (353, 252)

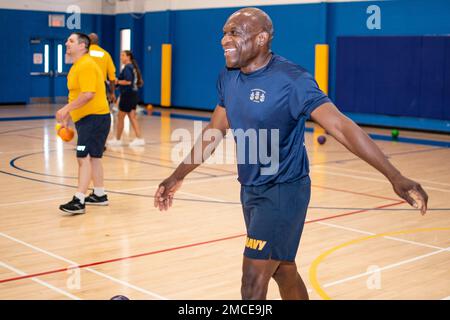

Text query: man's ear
(257, 32), (269, 46)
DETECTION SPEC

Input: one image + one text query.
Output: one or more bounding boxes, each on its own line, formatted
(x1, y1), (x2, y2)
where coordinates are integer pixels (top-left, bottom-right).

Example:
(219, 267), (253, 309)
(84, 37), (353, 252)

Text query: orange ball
(58, 127), (74, 142)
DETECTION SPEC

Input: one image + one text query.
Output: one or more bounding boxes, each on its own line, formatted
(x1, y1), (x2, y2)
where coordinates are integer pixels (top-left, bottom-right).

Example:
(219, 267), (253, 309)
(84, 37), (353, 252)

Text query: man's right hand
(153, 105), (228, 212)
(154, 175), (184, 211)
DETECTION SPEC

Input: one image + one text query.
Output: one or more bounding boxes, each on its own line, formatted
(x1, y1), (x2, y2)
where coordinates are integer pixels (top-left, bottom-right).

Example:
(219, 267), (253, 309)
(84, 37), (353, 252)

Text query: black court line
(309, 207), (450, 212)
(0, 126), (45, 135)
(106, 149), (238, 175)
(9, 150), (232, 182)
(310, 146), (446, 166)
(1, 170), (447, 212)
(9, 132), (230, 178)
(102, 154), (217, 177)
(0, 169), (240, 205)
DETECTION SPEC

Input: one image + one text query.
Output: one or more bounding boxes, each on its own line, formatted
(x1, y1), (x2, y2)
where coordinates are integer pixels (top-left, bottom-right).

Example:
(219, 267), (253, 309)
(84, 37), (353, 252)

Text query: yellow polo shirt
(89, 44), (116, 81)
(67, 54), (109, 123)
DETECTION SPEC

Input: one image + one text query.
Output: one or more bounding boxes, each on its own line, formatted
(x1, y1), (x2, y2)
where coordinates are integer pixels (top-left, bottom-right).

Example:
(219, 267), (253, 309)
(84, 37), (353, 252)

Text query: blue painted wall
(2, 0), (450, 123)
(141, 0), (450, 119)
(0, 9), (114, 104)
(168, 3), (326, 110)
(142, 11), (171, 103)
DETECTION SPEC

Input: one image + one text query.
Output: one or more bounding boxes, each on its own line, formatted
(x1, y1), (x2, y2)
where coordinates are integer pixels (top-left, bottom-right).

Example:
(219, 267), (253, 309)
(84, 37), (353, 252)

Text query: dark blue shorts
(119, 91), (139, 113)
(75, 114), (111, 158)
(240, 176), (311, 262)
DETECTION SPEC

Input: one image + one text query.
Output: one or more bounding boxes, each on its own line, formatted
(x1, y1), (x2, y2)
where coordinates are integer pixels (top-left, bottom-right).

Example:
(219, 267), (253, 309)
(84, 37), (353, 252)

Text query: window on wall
(120, 29), (131, 69)
(44, 44), (49, 73)
(57, 44), (63, 73)
(120, 29), (131, 52)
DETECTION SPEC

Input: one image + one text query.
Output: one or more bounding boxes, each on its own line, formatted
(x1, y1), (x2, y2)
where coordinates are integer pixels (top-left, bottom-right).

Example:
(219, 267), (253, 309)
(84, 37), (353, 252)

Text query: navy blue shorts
(119, 91), (139, 113)
(240, 176), (311, 262)
(75, 114), (111, 158)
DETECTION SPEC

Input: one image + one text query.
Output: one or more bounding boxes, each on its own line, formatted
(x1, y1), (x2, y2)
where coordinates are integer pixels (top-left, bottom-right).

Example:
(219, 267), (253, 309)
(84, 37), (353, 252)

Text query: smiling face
(221, 12), (261, 69)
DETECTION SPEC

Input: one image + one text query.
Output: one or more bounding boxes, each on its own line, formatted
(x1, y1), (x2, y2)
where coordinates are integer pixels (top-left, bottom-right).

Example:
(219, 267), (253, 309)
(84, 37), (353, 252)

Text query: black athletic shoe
(59, 196), (85, 216)
(85, 192), (109, 206)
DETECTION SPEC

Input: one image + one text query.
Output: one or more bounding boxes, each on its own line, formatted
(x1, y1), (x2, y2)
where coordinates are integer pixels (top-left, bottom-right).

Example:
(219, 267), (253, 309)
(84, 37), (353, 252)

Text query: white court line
(322, 246), (450, 289)
(315, 164), (450, 188)
(174, 191), (449, 297)
(310, 168), (450, 193)
(1, 186), (446, 299)
(0, 261), (80, 300)
(317, 221), (447, 251)
(3, 165), (446, 298)
(0, 196), (69, 207)
(0, 231), (167, 300)
(442, 295), (450, 300)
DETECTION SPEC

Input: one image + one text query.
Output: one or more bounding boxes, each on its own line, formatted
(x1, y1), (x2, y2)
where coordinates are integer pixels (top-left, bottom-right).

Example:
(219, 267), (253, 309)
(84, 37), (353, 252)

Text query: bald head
(221, 7), (274, 71)
(88, 33), (99, 45)
(227, 7), (274, 45)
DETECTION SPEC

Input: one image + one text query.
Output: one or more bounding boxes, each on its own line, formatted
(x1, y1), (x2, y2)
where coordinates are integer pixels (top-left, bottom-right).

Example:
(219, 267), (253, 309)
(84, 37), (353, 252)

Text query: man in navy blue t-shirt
(154, 7), (428, 300)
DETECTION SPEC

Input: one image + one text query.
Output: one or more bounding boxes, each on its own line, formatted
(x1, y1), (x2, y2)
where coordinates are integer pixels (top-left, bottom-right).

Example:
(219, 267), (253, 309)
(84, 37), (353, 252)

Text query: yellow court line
(309, 227), (450, 300)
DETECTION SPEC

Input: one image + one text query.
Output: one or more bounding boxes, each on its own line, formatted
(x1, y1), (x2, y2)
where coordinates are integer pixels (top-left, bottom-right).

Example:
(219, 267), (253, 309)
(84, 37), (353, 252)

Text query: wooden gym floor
(0, 104), (449, 300)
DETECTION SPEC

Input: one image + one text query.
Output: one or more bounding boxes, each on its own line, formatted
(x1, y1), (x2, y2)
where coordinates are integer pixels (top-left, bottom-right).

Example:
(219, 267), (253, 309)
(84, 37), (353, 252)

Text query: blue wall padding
(336, 36), (450, 120)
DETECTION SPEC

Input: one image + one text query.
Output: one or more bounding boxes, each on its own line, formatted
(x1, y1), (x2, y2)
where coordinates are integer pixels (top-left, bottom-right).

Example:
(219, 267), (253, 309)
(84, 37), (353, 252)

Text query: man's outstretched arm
(311, 102), (428, 215)
(154, 105), (230, 211)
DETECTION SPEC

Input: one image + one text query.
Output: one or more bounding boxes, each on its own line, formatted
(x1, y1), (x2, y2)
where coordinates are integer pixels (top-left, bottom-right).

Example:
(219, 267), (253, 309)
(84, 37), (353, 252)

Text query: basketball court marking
(311, 147), (447, 168)
(317, 221), (447, 250)
(0, 125), (46, 135)
(9, 151), (226, 180)
(0, 200), (406, 285)
(317, 164), (450, 188)
(1, 206), (445, 300)
(309, 227), (450, 300)
(0, 261), (81, 300)
(3, 153), (408, 206)
(0, 231), (168, 300)
(1, 116), (447, 299)
(0, 196), (436, 291)
(311, 168), (450, 193)
(322, 245), (449, 290)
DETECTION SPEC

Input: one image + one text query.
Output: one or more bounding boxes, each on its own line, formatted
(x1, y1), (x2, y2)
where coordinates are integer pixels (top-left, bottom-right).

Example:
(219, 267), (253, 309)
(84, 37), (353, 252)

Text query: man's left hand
(391, 175), (428, 215)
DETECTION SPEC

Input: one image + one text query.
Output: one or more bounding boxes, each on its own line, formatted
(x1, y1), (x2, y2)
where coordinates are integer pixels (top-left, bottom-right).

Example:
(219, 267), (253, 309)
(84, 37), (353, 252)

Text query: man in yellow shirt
(56, 32), (111, 216)
(88, 33), (117, 103)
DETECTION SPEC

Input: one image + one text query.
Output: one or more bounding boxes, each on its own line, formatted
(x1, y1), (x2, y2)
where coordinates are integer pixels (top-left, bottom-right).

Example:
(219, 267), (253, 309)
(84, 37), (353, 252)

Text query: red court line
(0, 200), (406, 285)
(311, 184), (399, 201)
(306, 200), (405, 223)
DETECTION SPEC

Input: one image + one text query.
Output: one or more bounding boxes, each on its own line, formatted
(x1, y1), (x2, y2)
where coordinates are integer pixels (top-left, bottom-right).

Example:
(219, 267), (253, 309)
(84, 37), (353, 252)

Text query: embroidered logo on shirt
(249, 89), (266, 103)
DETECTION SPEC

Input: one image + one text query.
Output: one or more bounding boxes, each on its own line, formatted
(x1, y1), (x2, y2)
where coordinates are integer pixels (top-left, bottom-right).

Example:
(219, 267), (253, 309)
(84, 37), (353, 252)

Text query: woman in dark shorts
(108, 50), (145, 147)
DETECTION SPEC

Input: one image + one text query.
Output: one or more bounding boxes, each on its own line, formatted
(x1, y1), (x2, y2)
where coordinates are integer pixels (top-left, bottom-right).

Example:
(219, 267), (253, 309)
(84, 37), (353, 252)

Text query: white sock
(94, 187), (105, 197)
(75, 192), (85, 204)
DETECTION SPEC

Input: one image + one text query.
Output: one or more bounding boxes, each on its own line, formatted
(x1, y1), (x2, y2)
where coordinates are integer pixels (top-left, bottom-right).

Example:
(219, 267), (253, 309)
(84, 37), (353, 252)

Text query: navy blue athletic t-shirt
(118, 63), (138, 94)
(217, 54), (331, 186)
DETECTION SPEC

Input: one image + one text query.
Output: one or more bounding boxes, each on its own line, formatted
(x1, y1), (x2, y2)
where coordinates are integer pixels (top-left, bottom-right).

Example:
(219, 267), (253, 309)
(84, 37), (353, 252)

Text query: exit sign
(48, 14), (65, 28)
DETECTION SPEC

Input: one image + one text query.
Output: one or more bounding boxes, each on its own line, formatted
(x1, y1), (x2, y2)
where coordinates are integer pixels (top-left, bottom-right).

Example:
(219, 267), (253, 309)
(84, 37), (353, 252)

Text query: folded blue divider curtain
(336, 36), (450, 120)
